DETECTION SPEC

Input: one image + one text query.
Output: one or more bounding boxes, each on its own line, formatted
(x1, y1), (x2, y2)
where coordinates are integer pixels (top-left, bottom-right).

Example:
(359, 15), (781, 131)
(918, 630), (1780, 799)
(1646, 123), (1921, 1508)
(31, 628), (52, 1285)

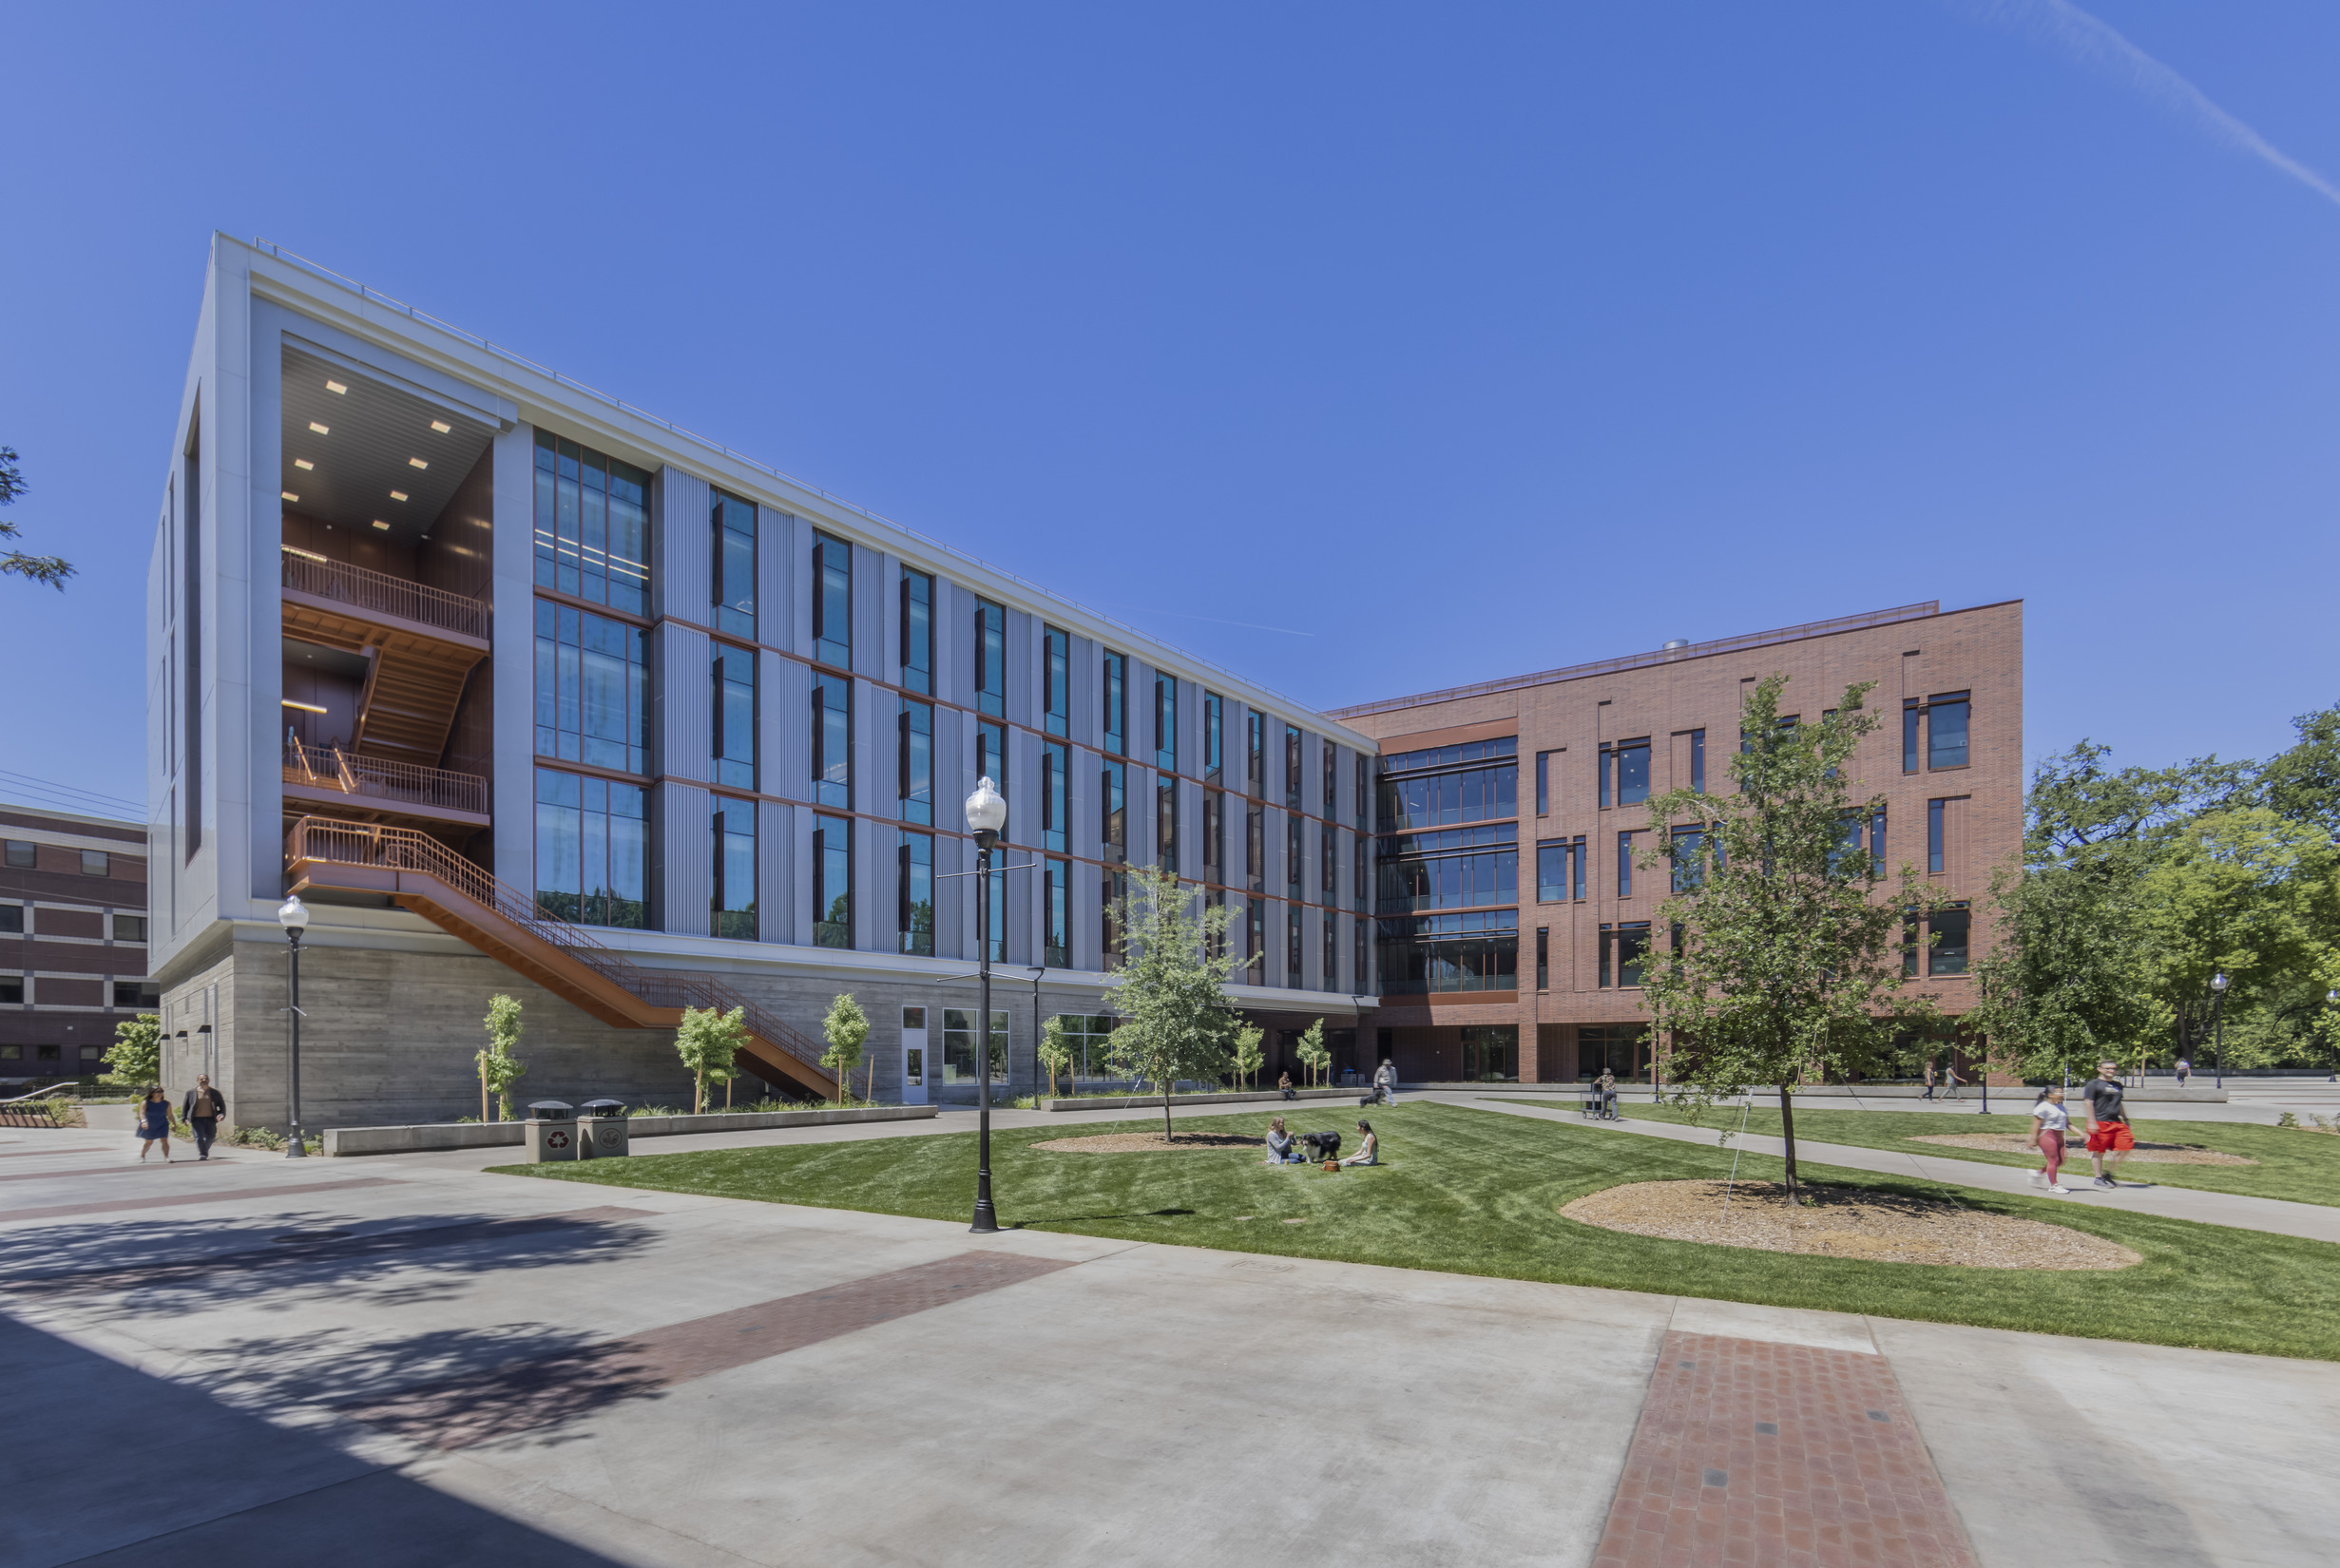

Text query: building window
(1103, 869), (1128, 970)
(1536, 750), (1555, 816)
(1690, 730), (1706, 794)
(0, 983), (20, 1005)
(114, 983), (155, 1008)
(1155, 672), (1178, 773)
(1617, 832), (1635, 899)
(1044, 625), (1069, 736)
(1043, 741), (1068, 852)
(712, 796), (757, 940)
(984, 860), (1007, 965)
(978, 721), (1007, 831)
(1375, 909), (1516, 995)
(1668, 828), (1710, 893)
(1321, 823), (1337, 898)
(813, 531), (853, 669)
(974, 598), (1006, 717)
(1904, 698), (1920, 774)
(1246, 897), (1266, 984)
(81, 851), (109, 877)
(0, 905), (19, 934)
(1287, 816), (1304, 897)
(1377, 737), (1519, 832)
(898, 832), (934, 956)
(1928, 692), (1970, 769)
(813, 813), (853, 947)
(1288, 906), (1304, 985)
(1353, 834), (1367, 909)
(712, 490), (756, 639)
(1599, 922), (1651, 987)
(1248, 712), (1266, 797)
(900, 569), (933, 695)
(1246, 803), (1264, 890)
(533, 430), (649, 614)
(1902, 910), (1920, 975)
(1203, 693), (1224, 784)
(1285, 724), (1303, 811)
(1599, 738), (1651, 809)
(713, 643), (757, 791)
(1324, 743), (1338, 813)
(1203, 791), (1225, 883)
(534, 768), (647, 928)
(943, 1008), (1008, 1085)
(813, 673), (852, 809)
(899, 698), (933, 825)
(1928, 798), (1946, 874)
(1379, 825), (1518, 914)
(1929, 904), (1970, 975)
(1535, 927), (1549, 991)
(1101, 758), (1126, 863)
(1044, 857), (1070, 967)
(1324, 909), (1340, 991)
(113, 913), (146, 942)
(535, 601), (649, 774)
(3, 841), (33, 869)
(1536, 839), (1574, 903)
(1157, 772), (1179, 873)
(1102, 650), (1126, 755)
(1355, 756), (1371, 829)
(1354, 918), (1368, 991)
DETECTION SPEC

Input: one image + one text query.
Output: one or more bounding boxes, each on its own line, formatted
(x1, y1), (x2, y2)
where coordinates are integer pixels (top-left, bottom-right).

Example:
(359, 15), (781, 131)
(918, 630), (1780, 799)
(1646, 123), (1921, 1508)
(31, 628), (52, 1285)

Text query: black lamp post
(1028, 965), (1047, 1100)
(278, 894), (311, 1157)
(2327, 989), (2338, 1082)
(2210, 971), (2229, 1089)
(965, 775), (1007, 1233)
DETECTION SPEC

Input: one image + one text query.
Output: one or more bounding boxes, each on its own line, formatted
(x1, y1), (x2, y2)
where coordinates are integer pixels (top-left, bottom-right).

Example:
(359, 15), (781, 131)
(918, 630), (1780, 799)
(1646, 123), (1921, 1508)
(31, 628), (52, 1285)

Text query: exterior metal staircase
(280, 550), (488, 772)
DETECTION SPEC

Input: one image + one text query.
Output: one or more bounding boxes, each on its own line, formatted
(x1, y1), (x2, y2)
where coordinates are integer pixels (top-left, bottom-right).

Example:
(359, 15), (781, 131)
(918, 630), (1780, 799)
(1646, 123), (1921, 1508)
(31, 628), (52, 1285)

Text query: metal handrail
(284, 817), (828, 1073)
(282, 741), (488, 816)
(280, 550), (489, 641)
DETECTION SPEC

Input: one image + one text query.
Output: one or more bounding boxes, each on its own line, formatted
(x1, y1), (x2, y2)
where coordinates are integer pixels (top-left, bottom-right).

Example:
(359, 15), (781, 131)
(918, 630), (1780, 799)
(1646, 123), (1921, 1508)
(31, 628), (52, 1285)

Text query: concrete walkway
(1448, 1095), (2340, 1245)
(2, 1124), (2334, 1567)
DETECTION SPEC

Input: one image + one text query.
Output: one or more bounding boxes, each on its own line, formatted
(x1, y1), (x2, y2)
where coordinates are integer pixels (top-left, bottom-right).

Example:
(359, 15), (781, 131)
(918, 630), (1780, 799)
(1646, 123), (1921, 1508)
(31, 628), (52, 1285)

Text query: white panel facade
(654, 467), (713, 623)
(661, 781), (713, 937)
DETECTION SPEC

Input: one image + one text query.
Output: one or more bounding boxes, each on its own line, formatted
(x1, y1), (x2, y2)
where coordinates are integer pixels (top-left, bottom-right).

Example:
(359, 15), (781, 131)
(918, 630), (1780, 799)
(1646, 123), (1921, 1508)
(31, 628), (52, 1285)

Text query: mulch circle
(1031, 1132), (1265, 1154)
(1908, 1132), (2256, 1165)
(1561, 1179), (2141, 1270)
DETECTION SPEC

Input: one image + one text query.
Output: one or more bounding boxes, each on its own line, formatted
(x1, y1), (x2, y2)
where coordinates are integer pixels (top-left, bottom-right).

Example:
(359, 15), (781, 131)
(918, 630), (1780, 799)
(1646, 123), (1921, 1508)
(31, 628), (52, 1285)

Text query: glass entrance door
(900, 1005), (929, 1105)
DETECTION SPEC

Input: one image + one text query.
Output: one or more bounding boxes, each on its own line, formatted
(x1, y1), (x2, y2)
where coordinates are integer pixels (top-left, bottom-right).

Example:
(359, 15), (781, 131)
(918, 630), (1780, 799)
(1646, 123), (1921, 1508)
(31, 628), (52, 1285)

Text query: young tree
(477, 994), (527, 1120)
(821, 992), (872, 1105)
(104, 1012), (162, 1085)
(676, 1004), (747, 1115)
(1038, 1014), (1079, 1101)
(1232, 1023), (1265, 1091)
(1294, 1019), (1330, 1087)
(1103, 865), (1243, 1138)
(0, 447), (75, 590)
(1637, 676), (1947, 1201)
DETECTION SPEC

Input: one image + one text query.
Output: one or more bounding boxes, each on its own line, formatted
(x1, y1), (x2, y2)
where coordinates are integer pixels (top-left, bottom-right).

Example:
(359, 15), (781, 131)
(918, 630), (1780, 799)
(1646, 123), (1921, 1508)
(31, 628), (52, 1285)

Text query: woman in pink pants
(2030, 1087), (2071, 1194)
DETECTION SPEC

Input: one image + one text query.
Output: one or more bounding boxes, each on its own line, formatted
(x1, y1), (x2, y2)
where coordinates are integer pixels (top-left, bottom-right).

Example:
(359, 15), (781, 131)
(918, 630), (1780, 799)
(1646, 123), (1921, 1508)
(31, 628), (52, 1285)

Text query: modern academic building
(146, 237), (1385, 1128)
(146, 236), (2021, 1128)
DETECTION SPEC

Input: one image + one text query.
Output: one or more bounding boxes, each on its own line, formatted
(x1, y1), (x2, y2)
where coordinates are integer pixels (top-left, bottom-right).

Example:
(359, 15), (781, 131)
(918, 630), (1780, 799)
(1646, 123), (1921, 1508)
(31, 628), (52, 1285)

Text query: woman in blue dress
(135, 1086), (173, 1162)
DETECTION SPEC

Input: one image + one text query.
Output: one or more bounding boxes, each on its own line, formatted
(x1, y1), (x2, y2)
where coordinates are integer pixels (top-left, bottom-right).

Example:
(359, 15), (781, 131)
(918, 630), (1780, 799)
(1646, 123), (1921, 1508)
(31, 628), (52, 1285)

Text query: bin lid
(580, 1098), (627, 1115)
(527, 1100), (575, 1119)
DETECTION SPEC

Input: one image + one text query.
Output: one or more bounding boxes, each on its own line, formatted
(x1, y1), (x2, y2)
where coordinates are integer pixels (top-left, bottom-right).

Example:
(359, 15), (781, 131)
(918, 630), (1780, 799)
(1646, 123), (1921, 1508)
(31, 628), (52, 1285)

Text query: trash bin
(579, 1099), (629, 1159)
(524, 1100), (576, 1163)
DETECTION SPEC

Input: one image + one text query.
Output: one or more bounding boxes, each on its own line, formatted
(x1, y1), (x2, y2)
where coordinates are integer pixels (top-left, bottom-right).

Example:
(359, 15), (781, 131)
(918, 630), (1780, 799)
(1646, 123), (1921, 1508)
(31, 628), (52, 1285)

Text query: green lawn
(1574, 1102), (2340, 1209)
(494, 1101), (2340, 1362)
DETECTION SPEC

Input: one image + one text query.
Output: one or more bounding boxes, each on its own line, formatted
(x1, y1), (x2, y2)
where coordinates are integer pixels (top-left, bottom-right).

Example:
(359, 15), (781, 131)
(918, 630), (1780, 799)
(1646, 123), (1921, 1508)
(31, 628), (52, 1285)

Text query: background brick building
(1, 802), (155, 1085)
(1328, 600), (2023, 1084)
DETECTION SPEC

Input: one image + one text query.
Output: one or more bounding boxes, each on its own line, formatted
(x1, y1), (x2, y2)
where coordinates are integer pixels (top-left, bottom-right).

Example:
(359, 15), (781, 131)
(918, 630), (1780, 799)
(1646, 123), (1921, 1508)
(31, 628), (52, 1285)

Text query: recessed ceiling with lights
(278, 347), (497, 546)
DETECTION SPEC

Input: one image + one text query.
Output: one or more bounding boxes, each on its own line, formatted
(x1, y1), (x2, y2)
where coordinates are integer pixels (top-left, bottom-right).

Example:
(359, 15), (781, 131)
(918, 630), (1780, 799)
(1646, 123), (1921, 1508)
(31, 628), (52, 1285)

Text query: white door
(900, 1006), (930, 1105)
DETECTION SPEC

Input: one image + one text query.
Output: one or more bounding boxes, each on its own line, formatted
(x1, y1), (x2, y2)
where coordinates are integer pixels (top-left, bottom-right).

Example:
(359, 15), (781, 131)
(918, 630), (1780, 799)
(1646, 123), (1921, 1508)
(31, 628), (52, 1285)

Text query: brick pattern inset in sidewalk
(346, 1249), (1077, 1450)
(1593, 1330), (1978, 1568)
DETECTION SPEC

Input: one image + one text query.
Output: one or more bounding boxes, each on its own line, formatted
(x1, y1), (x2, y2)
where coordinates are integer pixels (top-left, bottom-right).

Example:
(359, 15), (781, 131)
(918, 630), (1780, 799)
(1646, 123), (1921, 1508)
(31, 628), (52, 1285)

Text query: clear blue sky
(4, 2), (2336, 821)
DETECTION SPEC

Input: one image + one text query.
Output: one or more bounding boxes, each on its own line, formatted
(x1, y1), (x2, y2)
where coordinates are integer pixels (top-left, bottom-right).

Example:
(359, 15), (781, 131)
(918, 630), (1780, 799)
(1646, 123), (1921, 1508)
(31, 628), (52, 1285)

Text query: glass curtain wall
(713, 643), (756, 791)
(533, 769), (647, 927)
(898, 832), (933, 955)
(814, 813), (852, 947)
(713, 490), (756, 638)
(712, 796), (756, 939)
(535, 602), (648, 774)
(813, 532), (852, 668)
(900, 568), (932, 693)
(813, 673), (852, 809)
(899, 698), (933, 824)
(533, 430), (649, 613)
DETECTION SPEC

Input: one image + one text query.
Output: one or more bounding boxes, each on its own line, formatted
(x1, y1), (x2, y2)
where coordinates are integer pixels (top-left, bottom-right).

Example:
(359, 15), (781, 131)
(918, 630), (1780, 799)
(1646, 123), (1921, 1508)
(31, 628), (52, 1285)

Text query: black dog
(1300, 1130), (1342, 1161)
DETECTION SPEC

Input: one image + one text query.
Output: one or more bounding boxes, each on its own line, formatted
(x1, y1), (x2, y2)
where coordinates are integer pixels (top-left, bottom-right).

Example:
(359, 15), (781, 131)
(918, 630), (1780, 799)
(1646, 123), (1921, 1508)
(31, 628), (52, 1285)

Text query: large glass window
(1669, 828), (1709, 893)
(1044, 625), (1069, 736)
(813, 531), (852, 669)
(1460, 1025), (1518, 1082)
(1324, 743), (1338, 813)
(1102, 650), (1126, 755)
(1102, 758), (1126, 863)
(1617, 832), (1635, 898)
(979, 721), (1007, 832)
(1928, 798), (1946, 874)
(713, 490), (756, 639)
(1157, 772), (1179, 873)
(1690, 729), (1706, 794)
(813, 673), (852, 809)
(975, 598), (1006, 717)
(1203, 692), (1224, 783)
(1246, 803), (1265, 891)
(533, 430), (649, 614)
(943, 1008), (1008, 1085)
(1321, 823), (1337, 898)
(1600, 739), (1651, 808)
(898, 698), (932, 825)
(534, 768), (646, 928)
(1599, 922), (1651, 987)
(900, 569), (932, 695)
(1323, 909), (1339, 992)
(1246, 897), (1265, 984)
(1287, 906), (1303, 985)
(1376, 739), (1519, 832)
(814, 813), (852, 947)
(1378, 830), (1517, 914)
(713, 643), (756, 791)
(535, 600), (649, 774)
(712, 796), (757, 940)
(1355, 755), (1370, 829)
(1155, 672), (1178, 773)
(1203, 791), (1225, 882)
(1045, 857), (1069, 967)
(1535, 750), (1556, 816)
(1103, 869), (1128, 970)
(1904, 698), (1921, 774)
(1929, 905), (1970, 975)
(898, 831), (934, 956)
(1928, 692), (1970, 769)
(1248, 712), (1266, 796)
(1536, 838), (1575, 903)
(1375, 909), (1517, 995)
(1535, 927), (1549, 990)
(1287, 815), (1304, 897)
(1043, 741), (1068, 852)
(1285, 724), (1303, 811)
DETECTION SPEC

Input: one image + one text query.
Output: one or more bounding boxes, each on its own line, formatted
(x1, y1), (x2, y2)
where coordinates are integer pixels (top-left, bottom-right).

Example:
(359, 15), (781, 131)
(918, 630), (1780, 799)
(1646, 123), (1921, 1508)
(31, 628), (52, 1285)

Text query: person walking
(134, 1087), (173, 1162)
(1373, 1060), (1397, 1106)
(1923, 1061), (1937, 1100)
(1943, 1062), (1963, 1101)
(1596, 1067), (1619, 1120)
(182, 1075), (226, 1161)
(2029, 1086), (2072, 1194)
(2174, 1058), (2192, 1088)
(2082, 1059), (2136, 1188)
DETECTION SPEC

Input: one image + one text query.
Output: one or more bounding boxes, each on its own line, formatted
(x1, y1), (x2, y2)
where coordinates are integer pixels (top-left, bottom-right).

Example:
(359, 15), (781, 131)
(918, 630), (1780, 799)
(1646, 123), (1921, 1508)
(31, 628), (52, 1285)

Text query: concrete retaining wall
(322, 1103), (938, 1156)
(1039, 1087), (1366, 1113)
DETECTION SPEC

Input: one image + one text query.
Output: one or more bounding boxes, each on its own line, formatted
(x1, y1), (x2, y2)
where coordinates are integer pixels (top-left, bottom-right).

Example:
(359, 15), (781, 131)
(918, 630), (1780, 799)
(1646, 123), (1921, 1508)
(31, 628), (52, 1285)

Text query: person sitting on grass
(1263, 1118), (1301, 1165)
(1340, 1119), (1379, 1166)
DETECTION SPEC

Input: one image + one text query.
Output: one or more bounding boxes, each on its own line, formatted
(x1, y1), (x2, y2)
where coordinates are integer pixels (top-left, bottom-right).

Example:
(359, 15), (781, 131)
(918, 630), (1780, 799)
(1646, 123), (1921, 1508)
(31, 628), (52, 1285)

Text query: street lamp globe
(278, 894), (311, 934)
(965, 775), (1007, 837)
(2211, 972), (2229, 994)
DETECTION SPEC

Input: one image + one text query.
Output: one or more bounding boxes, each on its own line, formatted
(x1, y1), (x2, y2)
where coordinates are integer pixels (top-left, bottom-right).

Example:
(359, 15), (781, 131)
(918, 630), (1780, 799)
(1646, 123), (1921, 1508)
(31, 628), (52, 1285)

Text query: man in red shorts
(2081, 1059), (2135, 1189)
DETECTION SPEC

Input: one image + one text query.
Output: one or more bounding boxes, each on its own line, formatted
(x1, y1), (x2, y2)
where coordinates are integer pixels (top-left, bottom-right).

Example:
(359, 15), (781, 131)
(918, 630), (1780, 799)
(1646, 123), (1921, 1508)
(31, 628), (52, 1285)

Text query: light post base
(969, 1197), (998, 1233)
(285, 1131), (308, 1158)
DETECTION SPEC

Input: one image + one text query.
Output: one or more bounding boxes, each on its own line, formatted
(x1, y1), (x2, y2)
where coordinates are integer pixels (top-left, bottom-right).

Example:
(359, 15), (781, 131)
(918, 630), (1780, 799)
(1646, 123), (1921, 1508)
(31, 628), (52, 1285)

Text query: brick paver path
(1594, 1331), (1978, 1568)
(346, 1249), (1076, 1449)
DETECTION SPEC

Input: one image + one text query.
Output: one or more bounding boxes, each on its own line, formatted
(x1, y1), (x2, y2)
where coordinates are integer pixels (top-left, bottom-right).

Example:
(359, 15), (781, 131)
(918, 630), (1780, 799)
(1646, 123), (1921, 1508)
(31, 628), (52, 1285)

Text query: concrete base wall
(322, 1103), (938, 1156)
(1039, 1087), (1366, 1112)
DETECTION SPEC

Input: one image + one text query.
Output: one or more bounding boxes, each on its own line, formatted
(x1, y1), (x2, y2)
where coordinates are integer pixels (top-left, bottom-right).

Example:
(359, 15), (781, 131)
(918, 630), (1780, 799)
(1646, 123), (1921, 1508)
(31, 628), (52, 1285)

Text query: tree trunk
(481, 1069), (489, 1124)
(1778, 1085), (1800, 1203)
(1163, 1081), (1175, 1142)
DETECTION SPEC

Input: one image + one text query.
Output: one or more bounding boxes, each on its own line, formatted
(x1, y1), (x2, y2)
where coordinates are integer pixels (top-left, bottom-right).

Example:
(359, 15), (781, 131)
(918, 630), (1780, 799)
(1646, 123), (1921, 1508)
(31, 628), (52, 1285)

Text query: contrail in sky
(1963, 0), (2340, 210)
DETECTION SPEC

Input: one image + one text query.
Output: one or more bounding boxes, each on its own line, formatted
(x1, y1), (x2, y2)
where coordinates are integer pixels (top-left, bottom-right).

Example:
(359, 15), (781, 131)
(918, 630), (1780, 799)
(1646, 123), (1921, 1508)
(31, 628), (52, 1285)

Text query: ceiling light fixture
(281, 699), (329, 714)
(280, 545), (328, 563)
(389, 490), (409, 502)
(326, 380), (348, 394)
(309, 422), (330, 435)
(294, 459), (314, 470)
(281, 490), (300, 502)
(431, 420), (451, 433)
(408, 457), (429, 469)
(372, 521), (391, 531)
